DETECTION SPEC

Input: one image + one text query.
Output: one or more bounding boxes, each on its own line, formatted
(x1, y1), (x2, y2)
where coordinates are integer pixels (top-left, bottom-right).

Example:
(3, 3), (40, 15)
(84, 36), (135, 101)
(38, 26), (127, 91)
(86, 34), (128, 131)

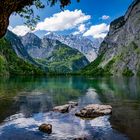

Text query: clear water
(0, 76), (140, 140)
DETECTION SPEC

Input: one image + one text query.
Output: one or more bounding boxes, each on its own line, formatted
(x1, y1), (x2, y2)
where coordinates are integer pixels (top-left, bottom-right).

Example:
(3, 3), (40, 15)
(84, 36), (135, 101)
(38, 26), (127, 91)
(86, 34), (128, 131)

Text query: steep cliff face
(82, 0), (140, 76)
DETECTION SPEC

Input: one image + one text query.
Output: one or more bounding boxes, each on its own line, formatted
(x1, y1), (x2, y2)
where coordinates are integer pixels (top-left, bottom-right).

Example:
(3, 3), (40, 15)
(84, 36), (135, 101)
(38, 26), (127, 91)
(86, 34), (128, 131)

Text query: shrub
(122, 67), (134, 77)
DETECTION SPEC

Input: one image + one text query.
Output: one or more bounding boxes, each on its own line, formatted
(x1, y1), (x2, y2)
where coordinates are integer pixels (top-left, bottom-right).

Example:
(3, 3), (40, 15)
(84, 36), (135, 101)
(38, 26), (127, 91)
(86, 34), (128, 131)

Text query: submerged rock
(39, 124), (52, 134)
(75, 104), (112, 118)
(73, 137), (87, 140)
(53, 101), (78, 113)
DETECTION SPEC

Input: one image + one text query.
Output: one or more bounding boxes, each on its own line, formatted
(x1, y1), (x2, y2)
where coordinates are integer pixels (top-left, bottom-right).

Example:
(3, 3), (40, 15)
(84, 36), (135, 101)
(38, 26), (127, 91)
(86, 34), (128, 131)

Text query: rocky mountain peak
(21, 33), (42, 49)
(46, 33), (103, 62)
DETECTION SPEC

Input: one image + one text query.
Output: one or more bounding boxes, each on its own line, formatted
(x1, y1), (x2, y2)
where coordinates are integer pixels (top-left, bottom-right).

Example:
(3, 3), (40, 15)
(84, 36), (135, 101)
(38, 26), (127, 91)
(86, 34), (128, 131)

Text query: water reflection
(79, 88), (101, 106)
(0, 76), (140, 140)
(0, 112), (128, 140)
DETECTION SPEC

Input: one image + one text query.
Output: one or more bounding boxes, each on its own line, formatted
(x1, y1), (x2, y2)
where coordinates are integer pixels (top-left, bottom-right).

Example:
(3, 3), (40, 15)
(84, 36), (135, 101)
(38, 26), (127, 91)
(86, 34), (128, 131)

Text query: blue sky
(9, 0), (133, 38)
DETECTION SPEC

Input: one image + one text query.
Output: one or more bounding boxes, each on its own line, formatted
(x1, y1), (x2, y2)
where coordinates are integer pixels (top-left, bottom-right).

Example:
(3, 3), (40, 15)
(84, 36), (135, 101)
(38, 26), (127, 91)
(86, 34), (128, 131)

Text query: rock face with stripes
(98, 0), (140, 76)
(82, 0), (140, 76)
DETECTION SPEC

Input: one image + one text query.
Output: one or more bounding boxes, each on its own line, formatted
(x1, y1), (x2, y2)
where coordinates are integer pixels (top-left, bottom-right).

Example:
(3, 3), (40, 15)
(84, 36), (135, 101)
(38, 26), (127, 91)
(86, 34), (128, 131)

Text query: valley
(0, 1), (140, 140)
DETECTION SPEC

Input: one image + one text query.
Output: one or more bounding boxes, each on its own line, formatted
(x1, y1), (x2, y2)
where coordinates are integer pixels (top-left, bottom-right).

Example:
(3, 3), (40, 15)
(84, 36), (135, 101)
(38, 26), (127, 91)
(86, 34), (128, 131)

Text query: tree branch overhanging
(0, 0), (79, 38)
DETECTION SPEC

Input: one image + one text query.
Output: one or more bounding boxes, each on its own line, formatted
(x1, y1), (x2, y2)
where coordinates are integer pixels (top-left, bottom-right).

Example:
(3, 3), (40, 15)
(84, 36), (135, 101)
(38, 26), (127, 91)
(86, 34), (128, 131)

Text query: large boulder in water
(39, 124), (52, 134)
(75, 104), (112, 118)
(53, 101), (78, 113)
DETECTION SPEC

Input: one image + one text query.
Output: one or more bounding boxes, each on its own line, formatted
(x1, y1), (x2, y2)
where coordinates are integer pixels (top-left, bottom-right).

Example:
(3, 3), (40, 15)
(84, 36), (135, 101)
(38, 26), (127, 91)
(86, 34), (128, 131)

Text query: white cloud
(72, 31), (80, 35)
(36, 9), (91, 32)
(101, 15), (110, 20)
(9, 25), (31, 36)
(9, 11), (110, 39)
(78, 24), (86, 33)
(83, 23), (109, 38)
(72, 24), (86, 35)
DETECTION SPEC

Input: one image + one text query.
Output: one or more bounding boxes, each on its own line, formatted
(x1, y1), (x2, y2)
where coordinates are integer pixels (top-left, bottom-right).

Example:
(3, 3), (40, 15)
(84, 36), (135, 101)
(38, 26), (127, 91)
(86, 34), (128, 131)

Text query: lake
(0, 76), (140, 140)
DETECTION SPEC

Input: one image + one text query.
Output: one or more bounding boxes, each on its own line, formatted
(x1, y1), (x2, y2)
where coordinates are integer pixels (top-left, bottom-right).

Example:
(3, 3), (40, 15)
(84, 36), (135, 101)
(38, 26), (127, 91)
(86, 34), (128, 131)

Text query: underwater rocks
(73, 137), (87, 140)
(39, 103), (112, 135)
(39, 124), (52, 134)
(53, 101), (78, 113)
(75, 104), (112, 118)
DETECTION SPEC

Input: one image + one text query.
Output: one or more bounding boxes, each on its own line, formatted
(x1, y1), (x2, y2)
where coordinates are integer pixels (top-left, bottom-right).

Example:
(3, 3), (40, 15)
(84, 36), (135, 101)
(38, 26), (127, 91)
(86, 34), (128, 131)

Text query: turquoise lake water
(0, 76), (140, 140)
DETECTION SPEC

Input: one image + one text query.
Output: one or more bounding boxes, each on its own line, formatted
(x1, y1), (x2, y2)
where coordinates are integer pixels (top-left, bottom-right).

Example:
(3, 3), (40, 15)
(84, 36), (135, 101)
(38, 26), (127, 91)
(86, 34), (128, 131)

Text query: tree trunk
(0, 13), (10, 38)
(0, 0), (33, 38)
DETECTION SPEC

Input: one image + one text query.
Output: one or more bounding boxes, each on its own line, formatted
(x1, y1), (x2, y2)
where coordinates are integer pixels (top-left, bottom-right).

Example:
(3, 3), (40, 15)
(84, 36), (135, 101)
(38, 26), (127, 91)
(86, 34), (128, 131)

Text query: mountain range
(0, 0), (140, 77)
(46, 33), (103, 62)
(0, 30), (95, 75)
(0, 31), (45, 76)
(21, 33), (89, 73)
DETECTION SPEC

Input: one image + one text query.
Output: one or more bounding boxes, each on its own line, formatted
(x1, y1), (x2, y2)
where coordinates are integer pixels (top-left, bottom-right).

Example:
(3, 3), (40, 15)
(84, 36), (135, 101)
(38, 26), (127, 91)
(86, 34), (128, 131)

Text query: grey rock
(53, 102), (78, 113)
(75, 104), (112, 118)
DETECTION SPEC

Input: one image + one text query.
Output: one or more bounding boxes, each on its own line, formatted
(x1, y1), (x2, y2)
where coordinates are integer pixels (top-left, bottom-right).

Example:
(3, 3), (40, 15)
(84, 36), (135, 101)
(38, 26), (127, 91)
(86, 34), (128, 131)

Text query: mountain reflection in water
(0, 76), (140, 140)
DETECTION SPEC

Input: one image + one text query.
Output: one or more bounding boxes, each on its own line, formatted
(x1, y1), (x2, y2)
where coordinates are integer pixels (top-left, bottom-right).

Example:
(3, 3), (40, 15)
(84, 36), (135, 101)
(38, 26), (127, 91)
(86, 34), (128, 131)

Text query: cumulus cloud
(78, 24), (86, 33)
(8, 10), (110, 39)
(100, 15), (110, 20)
(9, 25), (31, 36)
(36, 10), (91, 32)
(73, 24), (86, 35)
(72, 31), (80, 35)
(83, 23), (109, 38)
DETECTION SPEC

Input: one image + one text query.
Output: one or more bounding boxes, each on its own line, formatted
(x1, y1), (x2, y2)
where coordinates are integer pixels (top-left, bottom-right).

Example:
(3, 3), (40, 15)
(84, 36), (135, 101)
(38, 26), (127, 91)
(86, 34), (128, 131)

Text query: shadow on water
(0, 76), (140, 140)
